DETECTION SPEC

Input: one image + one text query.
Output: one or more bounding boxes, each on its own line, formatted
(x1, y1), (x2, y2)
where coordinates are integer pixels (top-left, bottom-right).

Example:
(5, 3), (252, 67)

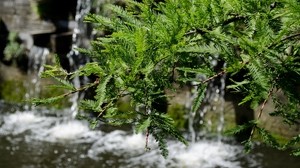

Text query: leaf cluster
(34, 0), (300, 157)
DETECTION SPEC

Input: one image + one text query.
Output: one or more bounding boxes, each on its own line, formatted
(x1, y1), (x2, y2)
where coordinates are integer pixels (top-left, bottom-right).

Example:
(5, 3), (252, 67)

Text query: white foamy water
(36, 120), (101, 143)
(168, 142), (241, 168)
(48, 121), (89, 139)
(87, 131), (245, 168)
(0, 110), (100, 143)
(0, 109), (257, 168)
(0, 111), (48, 135)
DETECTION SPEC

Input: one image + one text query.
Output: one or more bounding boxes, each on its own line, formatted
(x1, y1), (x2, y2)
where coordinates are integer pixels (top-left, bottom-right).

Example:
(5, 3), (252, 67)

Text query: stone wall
(254, 92), (300, 138)
(0, 0), (55, 34)
(0, 0), (77, 102)
(0, 0), (77, 66)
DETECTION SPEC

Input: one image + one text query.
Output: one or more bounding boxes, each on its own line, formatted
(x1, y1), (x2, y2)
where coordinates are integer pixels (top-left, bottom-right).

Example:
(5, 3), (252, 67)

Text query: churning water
(1, 102), (300, 168)
(0, 101), (262, 168)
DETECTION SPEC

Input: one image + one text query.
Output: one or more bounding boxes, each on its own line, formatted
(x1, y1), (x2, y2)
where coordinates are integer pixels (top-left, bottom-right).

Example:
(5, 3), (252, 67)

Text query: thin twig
(185, 15), (246, 36)
(60, 78), (100, 98)
(185, 28), (208, 36)
(144, 84), (151, 151)
(268, 32), (300, 49)
(97, 88), (129, 117)
(202, 70), (226, 84)
(190, 61), (249, 86)
(280, 32), (300, 44)
(248, 85), (274, 140)
(145, 128), (150, 151)
(188, 70), (227, 86)
(221, 15), (246, 27)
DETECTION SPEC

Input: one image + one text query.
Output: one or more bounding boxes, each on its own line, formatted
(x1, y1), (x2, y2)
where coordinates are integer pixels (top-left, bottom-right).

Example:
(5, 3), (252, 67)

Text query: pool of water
(0, 100), (300, 168)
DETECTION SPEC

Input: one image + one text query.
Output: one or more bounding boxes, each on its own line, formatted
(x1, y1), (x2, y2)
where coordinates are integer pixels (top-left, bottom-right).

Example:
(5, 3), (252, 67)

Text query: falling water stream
(1, 0), (300, 168)
(66, 0), (92, 118)
(23, 46), (49, 111)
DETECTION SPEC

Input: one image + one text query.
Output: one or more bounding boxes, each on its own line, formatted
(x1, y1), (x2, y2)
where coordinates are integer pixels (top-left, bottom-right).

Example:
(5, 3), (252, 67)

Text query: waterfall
(66, 0), (92, 118)
(24, 45), (49, 111)
(185, 57), (227, 142)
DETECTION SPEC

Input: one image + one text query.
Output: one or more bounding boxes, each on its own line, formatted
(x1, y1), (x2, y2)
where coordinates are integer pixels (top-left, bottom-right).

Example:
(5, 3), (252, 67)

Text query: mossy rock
(0, 78), (70, 108)
(0, 80), (26, 103)
(167, 103), (187, 130)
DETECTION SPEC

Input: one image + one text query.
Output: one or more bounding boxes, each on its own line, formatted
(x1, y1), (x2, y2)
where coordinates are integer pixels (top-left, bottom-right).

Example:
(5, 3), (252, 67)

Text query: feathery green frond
(256, 127), (280, 148)
(31, 95), (65, 106)
(225, 120), (257, 136)
(71, 62), (105, 78)
(94, 75), (112, 108)
(191, 84), (207, 113)
(32, 0), (300, 158)
(135, 117), (151, 133)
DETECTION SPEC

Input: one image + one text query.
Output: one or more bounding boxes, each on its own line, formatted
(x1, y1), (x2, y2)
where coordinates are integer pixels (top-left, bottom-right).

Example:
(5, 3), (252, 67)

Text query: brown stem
(60, 78), (100, 98)
(185, 28), (208, 36)
(202, 70), (226, 84)
(221, 15), (246, 27)
(248, 85), (274, 140)
(97, 88), (129, 117)
(268, 32), (300, 49)
(145, 128), (150, 151)
(188, 69), (227, 86)
(185, 15), (246, 36)
(191, 61), (249, 86)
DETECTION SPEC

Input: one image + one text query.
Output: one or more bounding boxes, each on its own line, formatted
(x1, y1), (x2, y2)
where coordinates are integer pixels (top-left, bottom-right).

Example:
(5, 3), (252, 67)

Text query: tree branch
(248, 85), (275, 141)
(185, 15), (246, 36)
(221, 15), (247, 27)
(202, 70), (226, 84)
(268, 32), (300, 49)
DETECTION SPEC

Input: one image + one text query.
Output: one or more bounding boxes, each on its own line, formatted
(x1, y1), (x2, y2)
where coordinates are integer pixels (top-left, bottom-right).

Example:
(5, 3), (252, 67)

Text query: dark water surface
(1, 101), (300, 168)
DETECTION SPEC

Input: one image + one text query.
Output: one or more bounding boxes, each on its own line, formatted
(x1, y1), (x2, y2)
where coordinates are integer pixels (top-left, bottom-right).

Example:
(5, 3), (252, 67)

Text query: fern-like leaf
(191, 84), (207, 113)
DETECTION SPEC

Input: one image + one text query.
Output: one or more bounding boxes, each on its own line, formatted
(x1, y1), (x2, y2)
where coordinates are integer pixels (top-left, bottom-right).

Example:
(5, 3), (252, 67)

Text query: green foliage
(167, 103), (187, 130)
(4, 32), (24, 62)
(34, 0), (300, 157)
(149, 112), (188, 157)
(225, 120), (257, 136)
(0, 80), (26, 103)
(192, 84), (207, 113)
(256, 127), (280, 149)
